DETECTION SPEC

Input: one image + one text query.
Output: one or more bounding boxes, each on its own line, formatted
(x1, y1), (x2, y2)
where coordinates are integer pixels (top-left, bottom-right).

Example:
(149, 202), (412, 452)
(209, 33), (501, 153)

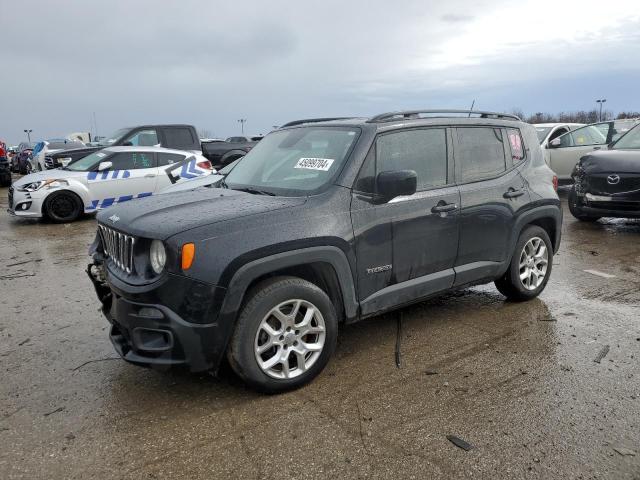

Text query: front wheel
(495, 225), (553, 301)
(44, 191), (83, 223)
(227, 276), (338, 393)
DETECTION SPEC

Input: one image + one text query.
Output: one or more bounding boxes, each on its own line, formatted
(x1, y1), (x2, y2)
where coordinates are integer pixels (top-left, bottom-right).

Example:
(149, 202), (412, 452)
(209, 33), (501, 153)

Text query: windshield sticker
(96, 152), (107, 158)
(294, 158), (334, 171)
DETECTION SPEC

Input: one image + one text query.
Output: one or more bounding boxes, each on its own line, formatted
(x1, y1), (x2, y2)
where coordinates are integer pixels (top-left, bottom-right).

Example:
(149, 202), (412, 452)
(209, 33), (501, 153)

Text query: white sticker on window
(96, 152), (107, 158)
(294, 157), (334, 171)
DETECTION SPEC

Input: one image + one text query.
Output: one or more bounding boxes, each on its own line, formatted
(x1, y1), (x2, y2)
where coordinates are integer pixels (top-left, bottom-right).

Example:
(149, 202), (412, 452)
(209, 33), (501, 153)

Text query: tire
(227, 276), (338, 393)
(43, 191), (83, 223)
(0, 174), (10, 187)
(495, 225), (553, 301)
(568, 187), (600, 222)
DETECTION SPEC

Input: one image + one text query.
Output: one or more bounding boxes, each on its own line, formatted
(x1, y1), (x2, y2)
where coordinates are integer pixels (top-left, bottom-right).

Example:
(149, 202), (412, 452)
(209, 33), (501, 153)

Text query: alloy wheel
(519, 237), (549, 290)
(254, 299), (326, 379)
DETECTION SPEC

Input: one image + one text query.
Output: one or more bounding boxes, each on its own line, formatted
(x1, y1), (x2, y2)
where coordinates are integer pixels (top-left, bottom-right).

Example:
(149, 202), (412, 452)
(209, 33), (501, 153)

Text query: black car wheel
(0, 174), (10, 187)
(227, 276), (338, 393)
(568, 187), (601, 222)
(44, 191), (83, 223)
(495, 225), (553, 301)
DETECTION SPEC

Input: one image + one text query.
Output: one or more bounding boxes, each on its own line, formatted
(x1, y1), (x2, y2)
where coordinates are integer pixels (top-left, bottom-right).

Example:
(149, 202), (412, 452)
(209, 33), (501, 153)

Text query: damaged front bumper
(87, 254), (229, 373)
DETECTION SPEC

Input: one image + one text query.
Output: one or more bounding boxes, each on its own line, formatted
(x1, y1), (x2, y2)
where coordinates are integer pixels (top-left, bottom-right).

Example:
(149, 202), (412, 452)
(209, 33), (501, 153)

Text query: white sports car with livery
(8, 146), (214, 222)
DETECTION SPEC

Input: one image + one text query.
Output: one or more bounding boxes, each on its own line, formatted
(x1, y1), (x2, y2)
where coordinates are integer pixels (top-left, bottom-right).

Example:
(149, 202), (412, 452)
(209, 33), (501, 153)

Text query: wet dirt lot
(1, 183), (638, 480)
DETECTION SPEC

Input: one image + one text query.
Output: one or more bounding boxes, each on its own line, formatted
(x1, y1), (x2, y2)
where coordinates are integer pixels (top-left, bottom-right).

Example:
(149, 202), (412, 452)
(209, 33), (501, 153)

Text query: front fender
(219, 246), (358, 321)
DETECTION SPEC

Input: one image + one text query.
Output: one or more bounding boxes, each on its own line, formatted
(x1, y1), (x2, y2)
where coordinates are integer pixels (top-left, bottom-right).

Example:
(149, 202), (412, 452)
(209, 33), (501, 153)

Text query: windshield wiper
(234, 187), (276, 196)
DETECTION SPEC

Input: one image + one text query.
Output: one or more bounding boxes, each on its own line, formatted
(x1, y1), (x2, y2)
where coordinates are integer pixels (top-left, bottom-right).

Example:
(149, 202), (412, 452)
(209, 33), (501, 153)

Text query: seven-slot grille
(98, 225), (136, 274)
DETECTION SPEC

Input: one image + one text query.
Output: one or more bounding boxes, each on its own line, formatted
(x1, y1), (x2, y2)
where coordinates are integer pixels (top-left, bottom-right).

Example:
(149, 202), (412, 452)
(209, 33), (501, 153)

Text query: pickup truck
(46, 124), (202, 169)
(201, 135), (263, 169)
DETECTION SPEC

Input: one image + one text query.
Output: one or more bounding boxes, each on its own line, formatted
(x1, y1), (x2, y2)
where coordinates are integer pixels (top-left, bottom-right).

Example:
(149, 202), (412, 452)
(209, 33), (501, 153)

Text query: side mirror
(548, 138), (561, 148)
(376, 170), (417, 200)
(97, 161), (112, 171)
(122, 141), (133, 146)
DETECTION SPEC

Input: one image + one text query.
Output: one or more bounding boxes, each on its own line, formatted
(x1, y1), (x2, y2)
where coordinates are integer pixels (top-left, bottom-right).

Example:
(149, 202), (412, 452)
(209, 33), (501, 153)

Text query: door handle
(144, 174), (156, 178)
(593, 146), (601, 150)
(431, 202), (457, 213)
(503, 188), (525, 199)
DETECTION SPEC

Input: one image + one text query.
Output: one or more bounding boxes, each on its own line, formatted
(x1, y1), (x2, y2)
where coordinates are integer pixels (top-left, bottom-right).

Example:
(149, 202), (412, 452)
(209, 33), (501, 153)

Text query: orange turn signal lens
(181, 243), (195, 270)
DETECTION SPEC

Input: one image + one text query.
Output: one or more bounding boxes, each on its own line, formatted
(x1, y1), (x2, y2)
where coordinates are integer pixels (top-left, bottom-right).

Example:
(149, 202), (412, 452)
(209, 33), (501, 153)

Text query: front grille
(8, 186), (14, 209)
(587, 174), (640, 194)
(98, 225), (136, 274)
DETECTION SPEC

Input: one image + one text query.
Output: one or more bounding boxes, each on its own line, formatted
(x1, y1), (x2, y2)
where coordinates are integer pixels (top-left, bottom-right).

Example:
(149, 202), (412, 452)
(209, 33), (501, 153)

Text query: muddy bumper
(87, 263), (230, 373)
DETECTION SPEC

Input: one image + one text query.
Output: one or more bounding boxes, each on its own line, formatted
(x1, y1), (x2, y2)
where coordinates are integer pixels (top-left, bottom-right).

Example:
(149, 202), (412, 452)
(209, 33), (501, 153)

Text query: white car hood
(14, 169), (85, 186)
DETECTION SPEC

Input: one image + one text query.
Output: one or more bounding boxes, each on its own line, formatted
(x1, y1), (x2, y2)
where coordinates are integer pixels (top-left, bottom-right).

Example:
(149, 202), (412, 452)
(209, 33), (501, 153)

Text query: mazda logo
(607, 174), (620, 185)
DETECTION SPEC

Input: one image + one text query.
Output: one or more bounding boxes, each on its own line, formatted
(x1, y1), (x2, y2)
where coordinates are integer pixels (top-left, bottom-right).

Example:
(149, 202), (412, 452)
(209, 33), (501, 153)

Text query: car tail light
(243, 146), (253, 152)
(552, 175), (558, 192)
(196, 160), (212, 170)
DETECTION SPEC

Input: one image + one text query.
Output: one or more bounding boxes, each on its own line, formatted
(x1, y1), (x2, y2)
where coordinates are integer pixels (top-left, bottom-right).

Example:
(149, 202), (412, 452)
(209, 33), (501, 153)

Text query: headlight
(149, 240), (166, 274)
(58, 157), (73, 166)
(16, 179), (68, 192)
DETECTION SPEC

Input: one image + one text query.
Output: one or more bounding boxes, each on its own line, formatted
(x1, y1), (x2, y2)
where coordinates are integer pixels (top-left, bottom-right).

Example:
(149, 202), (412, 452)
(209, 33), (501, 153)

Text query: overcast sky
(1, 0), (639, 144)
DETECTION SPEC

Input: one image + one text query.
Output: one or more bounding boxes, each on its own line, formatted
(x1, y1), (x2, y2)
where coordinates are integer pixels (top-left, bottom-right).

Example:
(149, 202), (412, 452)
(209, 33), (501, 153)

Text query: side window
(108, 152), (155, 170)
(548, 127), (567, 142)
(559, 131), (574, 147)
(157, 152), (186, 166)
(566, 125), (607, 147)
(354, 147), (376, 193)
(124, 129), (159, 147)
(163, 128), (195, 148)
(376, 128), (448, 191)
(457, 127), (507, 183)
(506, 128), (525, 163)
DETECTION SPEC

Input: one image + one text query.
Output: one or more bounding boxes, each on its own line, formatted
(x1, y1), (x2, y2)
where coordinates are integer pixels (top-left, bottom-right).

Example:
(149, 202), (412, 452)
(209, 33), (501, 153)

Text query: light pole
(596, 99), (606, 122)
(237, 118), (247, 134)
(23, 129), (33, 142)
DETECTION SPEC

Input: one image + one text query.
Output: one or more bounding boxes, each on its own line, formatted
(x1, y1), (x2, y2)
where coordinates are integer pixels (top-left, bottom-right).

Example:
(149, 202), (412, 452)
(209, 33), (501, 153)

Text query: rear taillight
(552, 175), (558, 192)
(243, 146), (253, 152)
(196, 160), (212, 170)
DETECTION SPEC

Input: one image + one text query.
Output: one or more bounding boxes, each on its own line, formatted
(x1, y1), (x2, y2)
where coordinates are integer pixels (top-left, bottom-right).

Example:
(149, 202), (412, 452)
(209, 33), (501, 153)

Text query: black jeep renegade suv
(88, 110), (562, 392)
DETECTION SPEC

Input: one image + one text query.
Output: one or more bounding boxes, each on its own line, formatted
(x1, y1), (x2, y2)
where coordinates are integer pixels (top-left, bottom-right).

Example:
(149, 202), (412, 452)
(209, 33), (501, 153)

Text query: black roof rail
(280, 117), (356, 128)
(367, 109), (521, 123)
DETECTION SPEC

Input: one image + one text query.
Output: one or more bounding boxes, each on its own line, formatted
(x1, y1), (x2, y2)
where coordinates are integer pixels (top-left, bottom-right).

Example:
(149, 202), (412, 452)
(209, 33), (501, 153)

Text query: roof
(534, 123), (585, 127)
(281, 110), (526, 131)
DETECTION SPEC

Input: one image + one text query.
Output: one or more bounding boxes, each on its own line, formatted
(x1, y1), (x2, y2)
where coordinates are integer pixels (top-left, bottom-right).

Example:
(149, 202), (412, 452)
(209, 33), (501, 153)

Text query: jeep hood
(580, 150), (640, 174)
(96, 188), (307, 239)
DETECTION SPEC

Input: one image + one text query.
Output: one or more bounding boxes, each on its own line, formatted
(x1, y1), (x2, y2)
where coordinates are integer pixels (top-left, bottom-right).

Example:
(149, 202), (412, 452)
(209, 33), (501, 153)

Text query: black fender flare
(510, 204), (563, 256)
(219, 246), (358, 323)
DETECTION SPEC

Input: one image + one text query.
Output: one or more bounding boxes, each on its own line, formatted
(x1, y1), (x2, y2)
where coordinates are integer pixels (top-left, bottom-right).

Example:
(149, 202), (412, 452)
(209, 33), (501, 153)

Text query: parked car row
(9, 146), (214, 222)
(539, 118), (640, 182)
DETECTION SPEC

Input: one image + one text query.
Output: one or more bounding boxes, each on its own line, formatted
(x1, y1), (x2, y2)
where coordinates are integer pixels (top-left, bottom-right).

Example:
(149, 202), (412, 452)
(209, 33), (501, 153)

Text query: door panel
(86, 151), (158, 210)
(351, 127), (459, 312)
(454, 127), (530, 284)
(549, 124), (609, 179)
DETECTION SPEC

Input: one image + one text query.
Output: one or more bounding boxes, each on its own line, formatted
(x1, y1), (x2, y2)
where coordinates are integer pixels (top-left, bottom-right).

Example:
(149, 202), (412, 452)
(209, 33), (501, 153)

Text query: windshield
(97, 128), (129, 146)
(224, 127), (360, 196)
(612, 124), (640, 150)
(535, 127), (551, 143)
(66, 150), (109, 171)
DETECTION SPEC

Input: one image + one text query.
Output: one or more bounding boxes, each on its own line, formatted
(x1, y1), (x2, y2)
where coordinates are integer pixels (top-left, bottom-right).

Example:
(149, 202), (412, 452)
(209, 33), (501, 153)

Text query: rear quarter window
(164, 128), (196, 148)
(507, 128), (525, 164)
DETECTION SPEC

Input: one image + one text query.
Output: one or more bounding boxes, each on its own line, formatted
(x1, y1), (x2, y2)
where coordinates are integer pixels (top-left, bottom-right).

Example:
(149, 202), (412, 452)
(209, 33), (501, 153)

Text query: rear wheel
(44, 191), (83, 223)
(227, 276), (338, 393)
(495, 225), (553, 301)
(568, 187), (600, 222)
